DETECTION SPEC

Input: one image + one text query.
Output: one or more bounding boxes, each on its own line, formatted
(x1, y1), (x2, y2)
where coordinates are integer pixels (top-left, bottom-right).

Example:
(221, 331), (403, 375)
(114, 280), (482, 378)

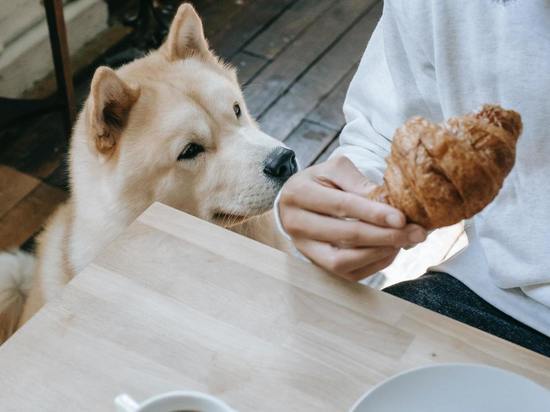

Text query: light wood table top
(1, 202), (548, 411)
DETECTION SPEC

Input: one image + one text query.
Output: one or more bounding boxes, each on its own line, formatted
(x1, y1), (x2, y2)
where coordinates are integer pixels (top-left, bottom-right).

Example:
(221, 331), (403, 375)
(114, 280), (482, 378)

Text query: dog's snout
(263, 147), (298, 182)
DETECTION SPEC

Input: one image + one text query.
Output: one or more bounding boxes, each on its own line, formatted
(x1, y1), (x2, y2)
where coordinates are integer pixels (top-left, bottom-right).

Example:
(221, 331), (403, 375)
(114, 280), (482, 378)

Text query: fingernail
(408, 229), (426, 243)
(385, 213), (403, 228)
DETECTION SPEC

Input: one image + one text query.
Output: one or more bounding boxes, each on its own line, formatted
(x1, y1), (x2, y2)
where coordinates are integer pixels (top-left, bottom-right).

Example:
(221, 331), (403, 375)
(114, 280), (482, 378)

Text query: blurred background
(0, 0), (465, 287)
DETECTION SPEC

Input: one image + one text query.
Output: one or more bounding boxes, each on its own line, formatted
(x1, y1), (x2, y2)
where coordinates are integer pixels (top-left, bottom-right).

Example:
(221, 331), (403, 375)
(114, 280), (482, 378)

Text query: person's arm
(277, 0), (439, 281)
(332, 0), (442, 181)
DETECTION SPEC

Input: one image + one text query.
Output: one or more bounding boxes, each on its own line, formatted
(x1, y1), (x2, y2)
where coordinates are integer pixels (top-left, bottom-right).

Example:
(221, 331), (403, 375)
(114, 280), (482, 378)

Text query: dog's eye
(178, 143), (205, 160)
(233, 103), (241, 119)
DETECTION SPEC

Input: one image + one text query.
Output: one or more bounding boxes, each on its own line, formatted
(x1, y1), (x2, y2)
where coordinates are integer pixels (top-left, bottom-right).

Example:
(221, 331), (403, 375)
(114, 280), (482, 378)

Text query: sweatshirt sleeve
(331, 0), (442, 184)
(273, 0), (440, 240)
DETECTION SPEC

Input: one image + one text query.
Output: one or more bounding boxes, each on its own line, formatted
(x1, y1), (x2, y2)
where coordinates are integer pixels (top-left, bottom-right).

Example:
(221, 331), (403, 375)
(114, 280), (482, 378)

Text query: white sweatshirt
(329, 0), (550, 336)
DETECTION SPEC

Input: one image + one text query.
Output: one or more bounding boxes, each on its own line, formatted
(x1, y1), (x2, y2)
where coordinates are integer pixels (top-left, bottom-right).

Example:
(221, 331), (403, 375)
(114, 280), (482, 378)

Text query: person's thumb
(324, 156), (377, 197)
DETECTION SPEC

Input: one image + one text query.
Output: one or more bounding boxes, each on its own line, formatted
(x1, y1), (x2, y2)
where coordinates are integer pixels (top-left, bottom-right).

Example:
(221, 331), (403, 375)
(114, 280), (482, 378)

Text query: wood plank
(313, 136), (340, 165)
(0, 183), (67, 249)
(194, 0), (252, 40)
(284, 120), (337, 167)
(230, 51), (269, 86)
(278, 65), (357, 166)
(0, 166), (41, 219)
(209, 0), (295, 60)
(306, 64), (357, 130)
(259, 2), (382, 140)
(245, 0), (336, 59)
(245, 0), (378, 118)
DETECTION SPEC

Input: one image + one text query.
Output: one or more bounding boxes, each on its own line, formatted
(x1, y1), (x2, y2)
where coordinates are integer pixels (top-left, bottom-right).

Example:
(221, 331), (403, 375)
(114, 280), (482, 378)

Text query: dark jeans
(383, 272), (550, 357)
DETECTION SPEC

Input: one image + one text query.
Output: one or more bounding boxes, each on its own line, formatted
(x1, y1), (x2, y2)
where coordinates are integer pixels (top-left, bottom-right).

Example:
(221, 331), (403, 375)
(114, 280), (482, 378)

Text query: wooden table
(1, 203), (548, 411)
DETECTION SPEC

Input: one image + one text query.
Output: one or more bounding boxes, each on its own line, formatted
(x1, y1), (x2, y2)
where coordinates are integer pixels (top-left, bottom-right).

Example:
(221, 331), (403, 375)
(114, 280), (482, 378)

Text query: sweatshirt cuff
(273, 189), (292, 241)
(272, 189), (311, 262)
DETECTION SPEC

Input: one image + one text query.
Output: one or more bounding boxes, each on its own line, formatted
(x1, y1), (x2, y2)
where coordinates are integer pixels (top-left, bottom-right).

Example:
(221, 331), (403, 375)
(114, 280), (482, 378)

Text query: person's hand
(278, 156), (427, 281)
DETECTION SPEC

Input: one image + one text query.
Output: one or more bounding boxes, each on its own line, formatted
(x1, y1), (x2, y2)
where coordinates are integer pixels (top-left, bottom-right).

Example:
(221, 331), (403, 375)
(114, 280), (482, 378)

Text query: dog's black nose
(263, 147), (298, 182)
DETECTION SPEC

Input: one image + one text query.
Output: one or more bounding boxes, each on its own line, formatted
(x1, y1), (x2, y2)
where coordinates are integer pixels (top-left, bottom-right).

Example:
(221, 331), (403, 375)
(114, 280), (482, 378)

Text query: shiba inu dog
(0, 3), (296, 342)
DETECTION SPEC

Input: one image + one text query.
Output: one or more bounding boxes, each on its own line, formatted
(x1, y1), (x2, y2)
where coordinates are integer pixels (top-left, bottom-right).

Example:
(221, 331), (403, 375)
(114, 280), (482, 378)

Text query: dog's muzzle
(263, 147), (298, 183)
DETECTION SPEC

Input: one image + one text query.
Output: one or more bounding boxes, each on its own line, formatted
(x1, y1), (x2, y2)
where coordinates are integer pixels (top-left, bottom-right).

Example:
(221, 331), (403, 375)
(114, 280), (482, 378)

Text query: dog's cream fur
(0, 4), (289, 342)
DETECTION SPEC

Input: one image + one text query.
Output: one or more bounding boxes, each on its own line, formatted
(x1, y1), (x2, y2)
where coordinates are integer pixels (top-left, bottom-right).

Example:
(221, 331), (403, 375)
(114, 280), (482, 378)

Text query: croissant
(368, 105), (522, 229)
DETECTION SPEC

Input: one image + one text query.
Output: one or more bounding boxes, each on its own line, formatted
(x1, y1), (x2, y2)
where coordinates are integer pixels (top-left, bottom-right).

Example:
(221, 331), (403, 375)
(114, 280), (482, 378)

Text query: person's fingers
(293, 238), (399, 280)
(343, 252), (399, 282)
(283, 208), (426, 248)
(315, 156), (376, 196)
(311, 156), (373, 194)
(283, 181), (405, 228)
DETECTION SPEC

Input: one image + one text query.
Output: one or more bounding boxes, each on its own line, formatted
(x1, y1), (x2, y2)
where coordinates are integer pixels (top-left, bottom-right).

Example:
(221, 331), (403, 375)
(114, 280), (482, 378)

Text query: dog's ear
(162, 3), (210, 61)
(88, 66), (140, 155)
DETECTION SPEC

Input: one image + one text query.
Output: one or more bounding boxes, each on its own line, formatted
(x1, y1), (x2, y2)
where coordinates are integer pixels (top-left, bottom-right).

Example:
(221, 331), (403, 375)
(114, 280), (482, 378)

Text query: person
(276, 0), (550, 356)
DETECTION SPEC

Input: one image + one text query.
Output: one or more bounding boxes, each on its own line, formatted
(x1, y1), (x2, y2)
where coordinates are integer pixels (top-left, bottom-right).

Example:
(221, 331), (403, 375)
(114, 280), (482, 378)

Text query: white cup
(114, 391), (237, 412)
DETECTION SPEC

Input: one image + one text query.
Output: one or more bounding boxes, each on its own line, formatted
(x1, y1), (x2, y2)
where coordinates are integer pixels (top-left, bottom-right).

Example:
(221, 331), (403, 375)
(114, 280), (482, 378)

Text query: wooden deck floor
(0, 0), (465, 286)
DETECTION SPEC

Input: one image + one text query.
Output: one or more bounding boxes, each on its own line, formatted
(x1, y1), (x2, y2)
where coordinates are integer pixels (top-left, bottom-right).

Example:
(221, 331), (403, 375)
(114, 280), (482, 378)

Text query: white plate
(350, 363), (549, 412)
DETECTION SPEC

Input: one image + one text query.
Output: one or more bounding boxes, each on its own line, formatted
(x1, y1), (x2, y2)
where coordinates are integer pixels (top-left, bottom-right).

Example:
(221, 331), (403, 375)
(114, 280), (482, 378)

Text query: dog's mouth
(212, 204), (272, 227)
(212, 211), (250, 227)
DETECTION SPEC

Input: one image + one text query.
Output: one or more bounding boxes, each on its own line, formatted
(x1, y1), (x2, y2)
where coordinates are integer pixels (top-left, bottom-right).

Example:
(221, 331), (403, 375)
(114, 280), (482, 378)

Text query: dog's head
(75, 3), (297, 226)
